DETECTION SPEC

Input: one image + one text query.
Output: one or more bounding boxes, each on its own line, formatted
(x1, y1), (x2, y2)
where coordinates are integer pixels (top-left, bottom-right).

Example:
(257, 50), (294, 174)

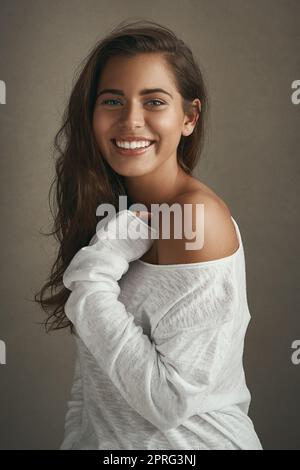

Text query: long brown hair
(34, 18), (209, 335)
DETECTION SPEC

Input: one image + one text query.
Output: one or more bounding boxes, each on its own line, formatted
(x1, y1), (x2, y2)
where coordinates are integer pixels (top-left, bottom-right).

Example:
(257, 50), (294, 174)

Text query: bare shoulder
(156, 187), (240, 265)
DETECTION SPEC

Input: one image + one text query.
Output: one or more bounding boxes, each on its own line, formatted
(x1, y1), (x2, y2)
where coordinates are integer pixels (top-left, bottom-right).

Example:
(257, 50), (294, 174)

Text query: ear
(182, 98), (202, 137)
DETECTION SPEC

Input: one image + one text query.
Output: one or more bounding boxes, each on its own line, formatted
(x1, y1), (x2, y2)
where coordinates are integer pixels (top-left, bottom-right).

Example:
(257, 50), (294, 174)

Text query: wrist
(90, 209), (158, 262)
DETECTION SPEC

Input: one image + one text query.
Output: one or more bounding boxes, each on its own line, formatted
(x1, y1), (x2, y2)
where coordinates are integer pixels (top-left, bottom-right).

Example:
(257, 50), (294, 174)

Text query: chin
(115, 167), (150, 178)
(106, 158), (154, 177)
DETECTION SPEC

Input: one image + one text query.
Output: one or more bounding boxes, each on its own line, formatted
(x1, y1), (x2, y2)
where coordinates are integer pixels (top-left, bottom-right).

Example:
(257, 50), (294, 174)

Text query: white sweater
(60, 209), (262, 450)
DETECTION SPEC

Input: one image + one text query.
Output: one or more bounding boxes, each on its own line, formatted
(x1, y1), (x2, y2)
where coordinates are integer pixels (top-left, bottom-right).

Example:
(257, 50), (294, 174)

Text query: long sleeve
(60, 352), (83, 449)
(62, 210), (239, 432)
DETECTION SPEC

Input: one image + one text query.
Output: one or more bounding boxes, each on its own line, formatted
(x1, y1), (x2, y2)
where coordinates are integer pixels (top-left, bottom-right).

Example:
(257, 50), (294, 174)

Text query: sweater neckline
(137, 216), (242, 269)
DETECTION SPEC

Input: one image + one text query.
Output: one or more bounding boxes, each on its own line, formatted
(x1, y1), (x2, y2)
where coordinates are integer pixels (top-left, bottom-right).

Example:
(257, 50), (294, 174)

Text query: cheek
(153, 112), (182, 135)
(92, 114), (107, 142)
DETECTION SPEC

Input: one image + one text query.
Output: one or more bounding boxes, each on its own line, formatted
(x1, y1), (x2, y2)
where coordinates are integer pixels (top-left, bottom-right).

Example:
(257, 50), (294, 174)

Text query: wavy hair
(34, 17), (209, 335)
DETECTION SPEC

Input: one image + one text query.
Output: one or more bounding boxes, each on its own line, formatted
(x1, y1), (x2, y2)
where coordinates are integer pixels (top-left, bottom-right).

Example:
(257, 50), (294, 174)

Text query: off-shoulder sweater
(59, 209), (262, 450)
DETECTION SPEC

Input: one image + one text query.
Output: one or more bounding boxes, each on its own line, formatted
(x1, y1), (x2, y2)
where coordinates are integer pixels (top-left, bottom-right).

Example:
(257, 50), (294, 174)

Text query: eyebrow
(96, 88), (173, 99)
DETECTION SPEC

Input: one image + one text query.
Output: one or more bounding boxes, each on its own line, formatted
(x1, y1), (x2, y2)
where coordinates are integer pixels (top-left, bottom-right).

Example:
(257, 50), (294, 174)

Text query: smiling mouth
(111, 139), (155, 149)
(110, 140), (157, 156)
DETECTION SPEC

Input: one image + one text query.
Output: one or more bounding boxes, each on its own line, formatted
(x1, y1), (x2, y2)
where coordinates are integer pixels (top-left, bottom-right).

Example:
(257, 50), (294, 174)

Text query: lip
(113, 136), (155, 142)
(111, 139), (155, 156)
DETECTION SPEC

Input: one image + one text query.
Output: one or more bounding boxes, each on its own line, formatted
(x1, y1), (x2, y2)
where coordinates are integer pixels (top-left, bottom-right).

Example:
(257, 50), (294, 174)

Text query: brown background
(0, 0), (299, 450)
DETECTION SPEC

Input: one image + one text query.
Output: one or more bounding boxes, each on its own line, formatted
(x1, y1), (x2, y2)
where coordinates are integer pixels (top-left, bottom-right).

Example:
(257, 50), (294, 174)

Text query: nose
(118, 101), (144, 128)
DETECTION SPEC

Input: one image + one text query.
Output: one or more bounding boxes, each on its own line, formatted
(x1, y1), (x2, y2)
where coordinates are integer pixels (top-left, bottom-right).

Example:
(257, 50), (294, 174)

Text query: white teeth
(115, 140), (152, 149)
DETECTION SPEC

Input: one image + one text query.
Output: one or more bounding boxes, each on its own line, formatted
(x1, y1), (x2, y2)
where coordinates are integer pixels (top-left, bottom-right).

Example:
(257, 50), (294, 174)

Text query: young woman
(35, 19), (263, 450)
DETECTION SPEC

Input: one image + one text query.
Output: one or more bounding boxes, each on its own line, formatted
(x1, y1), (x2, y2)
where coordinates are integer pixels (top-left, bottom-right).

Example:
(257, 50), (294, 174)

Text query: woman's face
(92, 53), (197, 178)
